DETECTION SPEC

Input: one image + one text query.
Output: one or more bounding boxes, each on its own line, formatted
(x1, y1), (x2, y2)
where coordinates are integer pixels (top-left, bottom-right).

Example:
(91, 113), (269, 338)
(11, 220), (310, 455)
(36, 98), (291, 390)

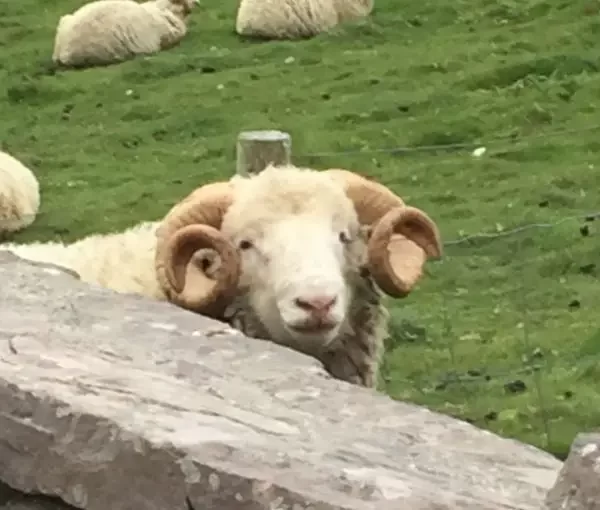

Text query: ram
(52, 0), (200, 68)
(155, 164), (442, 387)
(1, 165), (442, 388)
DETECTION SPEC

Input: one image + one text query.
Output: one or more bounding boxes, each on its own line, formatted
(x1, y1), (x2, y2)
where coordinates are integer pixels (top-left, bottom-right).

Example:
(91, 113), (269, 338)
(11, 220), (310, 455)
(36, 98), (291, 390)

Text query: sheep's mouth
(287, 321), (338, 335)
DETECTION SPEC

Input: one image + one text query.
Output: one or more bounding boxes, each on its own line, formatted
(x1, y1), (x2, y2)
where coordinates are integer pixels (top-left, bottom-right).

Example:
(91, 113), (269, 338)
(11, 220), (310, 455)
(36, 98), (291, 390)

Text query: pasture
(1, 0), (599, 459)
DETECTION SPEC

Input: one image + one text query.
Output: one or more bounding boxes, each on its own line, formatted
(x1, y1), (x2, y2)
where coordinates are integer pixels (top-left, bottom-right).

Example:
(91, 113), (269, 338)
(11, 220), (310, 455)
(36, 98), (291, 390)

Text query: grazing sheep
(155, 164), (442, 387)
(235, 0), (374, 40)
(52, 0), (200, 68)
(0, 151), (40, 235)
(1, 165), (441, 388)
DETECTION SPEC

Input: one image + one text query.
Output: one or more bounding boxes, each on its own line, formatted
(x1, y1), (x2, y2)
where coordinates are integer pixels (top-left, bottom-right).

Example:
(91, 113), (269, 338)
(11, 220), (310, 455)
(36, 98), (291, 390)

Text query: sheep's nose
(294, 295), (337, 316)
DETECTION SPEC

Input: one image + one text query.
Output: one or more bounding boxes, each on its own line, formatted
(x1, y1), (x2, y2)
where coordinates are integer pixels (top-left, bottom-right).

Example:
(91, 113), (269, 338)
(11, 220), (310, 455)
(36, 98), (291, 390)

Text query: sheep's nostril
(294, 295), (338, 314)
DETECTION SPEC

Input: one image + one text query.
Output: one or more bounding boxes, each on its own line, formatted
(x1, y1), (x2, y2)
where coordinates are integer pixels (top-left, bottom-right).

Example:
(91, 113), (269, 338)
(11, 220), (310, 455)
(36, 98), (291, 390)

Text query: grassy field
(1, 0), (599, 459)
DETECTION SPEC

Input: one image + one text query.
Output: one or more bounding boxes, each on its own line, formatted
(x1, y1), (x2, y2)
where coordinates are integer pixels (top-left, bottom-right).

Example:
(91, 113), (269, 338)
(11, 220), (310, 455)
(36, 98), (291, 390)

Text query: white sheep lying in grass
(235, 0), (374, 40)
(0, 151), (40, 235)
(1, 165), (441, 388)
(52, 0), (200, 68)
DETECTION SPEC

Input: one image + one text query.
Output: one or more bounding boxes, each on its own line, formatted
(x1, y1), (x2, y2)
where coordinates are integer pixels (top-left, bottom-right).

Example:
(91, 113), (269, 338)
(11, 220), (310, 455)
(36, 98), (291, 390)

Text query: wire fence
(290, 125), (599, 459)
(295, 121), (600, 158)
(374, 206), (598, 460)
(444, 211), (599, 247)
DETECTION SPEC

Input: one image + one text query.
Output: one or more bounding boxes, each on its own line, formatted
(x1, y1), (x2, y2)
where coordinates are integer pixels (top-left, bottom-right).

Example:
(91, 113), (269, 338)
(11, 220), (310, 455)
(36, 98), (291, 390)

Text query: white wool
(0, 221), (165, 299)
(52, 0), (198, 68)
(235, 0), (374, 39)
(0, 152), (40, 234)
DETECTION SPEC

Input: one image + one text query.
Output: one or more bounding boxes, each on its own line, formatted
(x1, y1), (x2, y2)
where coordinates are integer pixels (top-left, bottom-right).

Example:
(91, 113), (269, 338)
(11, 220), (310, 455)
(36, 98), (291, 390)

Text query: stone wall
(0, 252), (564, 509)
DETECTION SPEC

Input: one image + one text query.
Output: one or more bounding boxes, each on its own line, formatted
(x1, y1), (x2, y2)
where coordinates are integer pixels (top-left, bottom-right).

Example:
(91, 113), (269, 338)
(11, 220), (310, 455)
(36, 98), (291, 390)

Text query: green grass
(2, 0), (599, 459)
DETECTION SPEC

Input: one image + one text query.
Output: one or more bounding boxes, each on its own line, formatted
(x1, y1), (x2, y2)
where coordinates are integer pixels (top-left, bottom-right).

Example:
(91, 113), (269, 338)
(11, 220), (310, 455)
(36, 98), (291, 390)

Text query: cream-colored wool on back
(0, 221), (165, 299)
(235, 0), (374, 39)
(0, 152), (40, 234)
(52, 0), (197, 68)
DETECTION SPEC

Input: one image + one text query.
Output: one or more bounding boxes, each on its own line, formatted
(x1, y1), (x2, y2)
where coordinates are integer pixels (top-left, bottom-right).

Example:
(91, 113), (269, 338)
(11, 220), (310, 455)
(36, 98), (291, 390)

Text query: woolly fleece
(52, 0), (195, 68)
(0, 152), (40, 234)
(235, 0), (374, 39)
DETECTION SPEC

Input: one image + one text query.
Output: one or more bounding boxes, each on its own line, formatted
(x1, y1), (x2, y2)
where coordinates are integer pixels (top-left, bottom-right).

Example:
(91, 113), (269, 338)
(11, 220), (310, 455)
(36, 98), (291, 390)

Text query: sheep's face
(220, 168), (365, 351)
(153, 0), (197, 18)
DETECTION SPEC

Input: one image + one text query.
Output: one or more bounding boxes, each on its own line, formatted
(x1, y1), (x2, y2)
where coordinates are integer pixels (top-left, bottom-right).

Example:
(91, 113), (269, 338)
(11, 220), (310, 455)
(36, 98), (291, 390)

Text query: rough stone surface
(0, 252), (562, 510)
(546, 433), (600, 510)
(0, 480), (73, 510)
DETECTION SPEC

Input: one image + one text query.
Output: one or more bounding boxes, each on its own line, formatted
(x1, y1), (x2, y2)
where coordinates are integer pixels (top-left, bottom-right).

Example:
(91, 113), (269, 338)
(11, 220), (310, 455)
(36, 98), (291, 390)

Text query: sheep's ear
(385, 234), (428, 295)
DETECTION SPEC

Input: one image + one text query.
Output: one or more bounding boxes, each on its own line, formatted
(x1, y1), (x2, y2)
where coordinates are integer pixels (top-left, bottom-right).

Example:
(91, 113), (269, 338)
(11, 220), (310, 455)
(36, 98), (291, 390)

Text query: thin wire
(297, 122), (600, 158)
(444, 211), (599, 248)
(394, 350), (600, 388)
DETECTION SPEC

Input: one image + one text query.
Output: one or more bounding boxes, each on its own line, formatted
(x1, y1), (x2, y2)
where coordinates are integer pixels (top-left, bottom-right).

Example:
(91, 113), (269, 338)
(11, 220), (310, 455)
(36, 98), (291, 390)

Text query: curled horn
(154, 182), (241, 317)
(325, 169), (442, 297)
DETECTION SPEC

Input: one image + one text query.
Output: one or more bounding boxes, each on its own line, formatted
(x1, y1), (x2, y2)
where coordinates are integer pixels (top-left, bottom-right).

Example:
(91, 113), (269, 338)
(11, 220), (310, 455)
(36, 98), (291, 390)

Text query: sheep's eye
(239, 240), (253, 250)
(339, 231), (351, 244)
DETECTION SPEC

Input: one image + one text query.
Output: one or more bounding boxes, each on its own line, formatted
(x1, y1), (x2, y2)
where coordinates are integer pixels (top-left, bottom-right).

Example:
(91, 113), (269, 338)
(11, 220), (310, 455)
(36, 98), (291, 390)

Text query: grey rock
(0, 480), (74, 510)
(0, 254), (562, 510)
(546, 433), (600, 510)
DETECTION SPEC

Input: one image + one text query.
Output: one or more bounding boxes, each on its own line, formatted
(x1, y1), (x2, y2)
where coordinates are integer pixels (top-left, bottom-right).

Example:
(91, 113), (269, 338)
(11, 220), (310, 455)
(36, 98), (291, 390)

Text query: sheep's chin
(282, 321), (342, 349)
